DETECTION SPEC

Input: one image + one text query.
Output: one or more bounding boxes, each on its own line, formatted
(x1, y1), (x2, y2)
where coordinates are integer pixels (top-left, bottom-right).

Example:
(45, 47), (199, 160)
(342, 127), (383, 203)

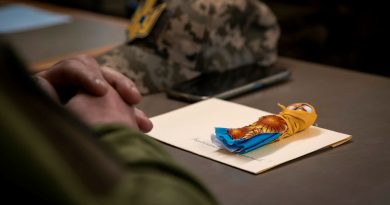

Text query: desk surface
(4, 1), (390, 204)
(1, 0), (128, 72)
(138, 58), (390, 205)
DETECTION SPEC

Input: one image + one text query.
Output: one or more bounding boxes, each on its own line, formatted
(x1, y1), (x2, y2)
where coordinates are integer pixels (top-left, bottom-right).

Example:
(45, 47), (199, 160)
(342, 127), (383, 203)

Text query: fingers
(66, 89), (139, 129)
(134, 107), (153, 133)
(33, 76), (60, 103)
(38, 55), (151, 133)
(46, 55), (108, 96)
(42, 55), (142, 106)
(102, 66), (142, 105)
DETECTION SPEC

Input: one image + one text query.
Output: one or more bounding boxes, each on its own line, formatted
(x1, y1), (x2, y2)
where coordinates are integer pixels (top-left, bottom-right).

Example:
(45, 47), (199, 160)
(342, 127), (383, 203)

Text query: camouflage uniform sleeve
(93, 124), (218, 205)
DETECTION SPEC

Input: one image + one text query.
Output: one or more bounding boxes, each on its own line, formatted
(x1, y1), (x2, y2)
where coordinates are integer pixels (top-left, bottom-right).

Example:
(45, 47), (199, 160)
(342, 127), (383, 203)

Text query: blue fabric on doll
(211, 127), (281, 154)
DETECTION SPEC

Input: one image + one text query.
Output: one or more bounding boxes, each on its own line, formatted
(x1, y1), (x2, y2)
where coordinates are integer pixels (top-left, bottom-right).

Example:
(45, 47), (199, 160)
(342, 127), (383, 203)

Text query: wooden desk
(1, 0), (128, 72)
(3, 1), (390, 204)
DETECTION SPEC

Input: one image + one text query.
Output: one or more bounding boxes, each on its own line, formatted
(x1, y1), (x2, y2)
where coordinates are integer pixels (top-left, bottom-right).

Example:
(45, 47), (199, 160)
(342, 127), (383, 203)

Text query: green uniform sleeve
(93, 124), (218, 205)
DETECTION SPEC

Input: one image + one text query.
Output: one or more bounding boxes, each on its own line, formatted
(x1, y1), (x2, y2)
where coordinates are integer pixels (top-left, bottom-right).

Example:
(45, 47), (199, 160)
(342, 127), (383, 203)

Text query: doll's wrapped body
(211, 103), (317, 154)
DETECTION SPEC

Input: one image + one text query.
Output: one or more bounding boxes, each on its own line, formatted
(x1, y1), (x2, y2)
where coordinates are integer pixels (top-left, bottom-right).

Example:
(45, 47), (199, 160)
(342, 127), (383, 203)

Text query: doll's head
(278, 103), (317, 135)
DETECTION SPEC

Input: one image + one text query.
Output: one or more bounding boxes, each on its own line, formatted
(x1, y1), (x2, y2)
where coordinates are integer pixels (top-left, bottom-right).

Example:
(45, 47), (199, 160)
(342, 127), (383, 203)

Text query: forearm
(94, 124), (218, 205)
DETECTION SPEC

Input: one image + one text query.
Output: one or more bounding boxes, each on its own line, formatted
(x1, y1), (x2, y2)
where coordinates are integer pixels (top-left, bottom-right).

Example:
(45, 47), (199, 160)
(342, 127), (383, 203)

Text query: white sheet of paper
(149, 98), (352, 174)
(0, 4), (71, 33)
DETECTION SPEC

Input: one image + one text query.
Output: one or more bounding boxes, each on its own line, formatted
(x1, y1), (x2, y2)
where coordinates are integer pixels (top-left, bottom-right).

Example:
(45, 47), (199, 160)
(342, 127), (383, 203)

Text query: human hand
(35, 55), (141, 104)
(65, 85), (153, 133)
(34, 55), (152, 132)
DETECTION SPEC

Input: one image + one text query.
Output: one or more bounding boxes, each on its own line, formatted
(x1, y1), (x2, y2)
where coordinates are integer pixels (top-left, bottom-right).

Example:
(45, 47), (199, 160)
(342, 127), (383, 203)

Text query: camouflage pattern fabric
(97, 0), (280, 94)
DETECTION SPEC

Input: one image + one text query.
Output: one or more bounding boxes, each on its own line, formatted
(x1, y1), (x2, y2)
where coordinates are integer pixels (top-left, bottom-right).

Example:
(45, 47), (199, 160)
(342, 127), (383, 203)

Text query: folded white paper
(149, 98), (352, 174)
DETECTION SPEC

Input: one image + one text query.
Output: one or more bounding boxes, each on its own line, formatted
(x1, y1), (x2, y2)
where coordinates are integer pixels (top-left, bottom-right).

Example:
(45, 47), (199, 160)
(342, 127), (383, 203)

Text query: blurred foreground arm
(1, 40), (217, 204)
(36, 57), (216, 204)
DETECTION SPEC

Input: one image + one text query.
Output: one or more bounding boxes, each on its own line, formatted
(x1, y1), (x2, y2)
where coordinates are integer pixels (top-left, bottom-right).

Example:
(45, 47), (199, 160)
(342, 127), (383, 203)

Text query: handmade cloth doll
(211, 103), (317, 154)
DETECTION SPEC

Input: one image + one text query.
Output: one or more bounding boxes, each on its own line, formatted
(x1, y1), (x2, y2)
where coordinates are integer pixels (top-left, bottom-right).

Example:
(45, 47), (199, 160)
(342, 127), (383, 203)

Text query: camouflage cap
(97, 0), (280, 94)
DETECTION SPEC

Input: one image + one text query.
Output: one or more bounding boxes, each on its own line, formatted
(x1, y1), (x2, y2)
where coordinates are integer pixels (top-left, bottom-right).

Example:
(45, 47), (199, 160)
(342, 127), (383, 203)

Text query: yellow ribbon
(277, 103), (317, 139)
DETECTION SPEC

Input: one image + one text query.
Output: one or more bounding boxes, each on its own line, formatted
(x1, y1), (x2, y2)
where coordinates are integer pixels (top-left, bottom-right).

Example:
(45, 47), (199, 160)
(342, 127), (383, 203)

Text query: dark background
(39, 0), (389, 77)
(263, 0), (388, 77)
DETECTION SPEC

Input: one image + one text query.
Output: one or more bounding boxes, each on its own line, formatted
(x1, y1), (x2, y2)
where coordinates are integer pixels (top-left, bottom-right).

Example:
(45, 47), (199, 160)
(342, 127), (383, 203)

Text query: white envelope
(149, 98), (352, 174)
